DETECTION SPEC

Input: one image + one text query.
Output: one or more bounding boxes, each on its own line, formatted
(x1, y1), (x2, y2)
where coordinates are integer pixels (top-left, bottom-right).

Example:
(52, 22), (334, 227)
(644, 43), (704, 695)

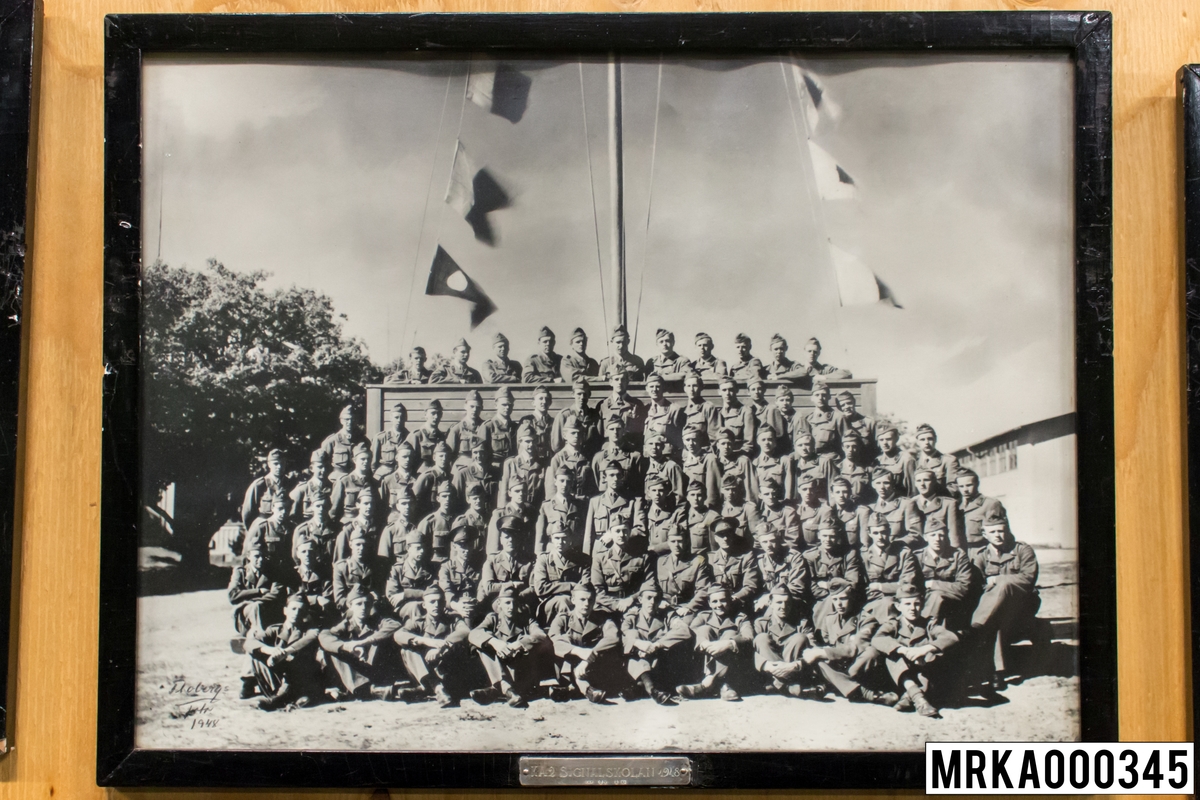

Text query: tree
(142, 259), (382, 559)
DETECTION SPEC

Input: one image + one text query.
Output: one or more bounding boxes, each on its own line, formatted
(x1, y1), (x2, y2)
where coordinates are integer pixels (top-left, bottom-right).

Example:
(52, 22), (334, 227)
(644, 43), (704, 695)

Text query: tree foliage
(142, 259), (382, 548)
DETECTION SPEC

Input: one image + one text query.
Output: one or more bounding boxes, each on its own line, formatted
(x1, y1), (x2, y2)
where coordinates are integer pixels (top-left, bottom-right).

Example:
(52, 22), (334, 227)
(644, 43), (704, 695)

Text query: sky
(142, 52), (1075, 453)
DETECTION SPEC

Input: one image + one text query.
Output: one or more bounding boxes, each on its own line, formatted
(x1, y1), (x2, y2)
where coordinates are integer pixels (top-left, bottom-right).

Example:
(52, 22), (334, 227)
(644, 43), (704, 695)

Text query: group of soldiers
(228, 326), (1043, 720)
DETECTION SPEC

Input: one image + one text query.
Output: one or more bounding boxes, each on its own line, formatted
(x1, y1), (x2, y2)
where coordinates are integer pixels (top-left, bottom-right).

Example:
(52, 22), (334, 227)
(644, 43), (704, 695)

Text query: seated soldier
(690, 332), (727, 378)
(860, 511), (919, 622)
(546, 416), (598, 506)
(644, 430), (686, 503)
(716, 376), (756, 458)
(318, 585), (403, 702)
(684, 479), (718, 557)
(801, 577), (894, 706)
(656, 524), (712, 626)
(913, 423), (959, 497)
(370, 401), (410, 481)
(797, 337), (852, 381)
(430, 338), (482, 384)
(333, 527), (377, 610)
(970, 507), (1040, 687)
(911, 468), (964, 550)
(680, 585), (756, 701)
(622, 583), (692, 705)
(679, 423), (717, 507)
(764, 333), (811, 382)
(746, 376), (769, 424)
(378, 442), (419, 523)
(498, 424), (545, 513)
(242, 447), (287, 530)
(762, 385), (799, 457)
(793, 433), (833, 500)
(536, 470), (585, 555)
(468, 585), (556, 707)
(755, 477), (801, 552)
(584, 463), (637, 556)
(405, 399), (447, 468)
(548, 583), (626, 703)
(559, 328), (600, 383)
(385, 346), (431, 385)
(292, 493), (337, 570)
(639, 475), (685, 555)
(451, 439), (497, 515)
(869, 468), (922, 549)
(289, 449), (332, 522)
(451, 484), (490, 562)
(414, 442), (458, 521)
(479, 518), (535, 606)
(524, 326), (563, 384)
(590, 519), (657, 618)
(707, 429), (753, 507)
(598, 324), (646, 381)
(244, 495), (291, 584)
(438, 526), (482, 615)
(321, 405), (366, 484)
(832, 431), (876, 506)
(378, 487), (417, 565)
(246, 592), (322, 710)
(329, 443), (377, 530)
(229, 546), (285, 637)
(829, 477), (871, 549)
(333, 491), (379, 564)
(486, 479), (537, 556)
(795, 473), (830, 550)
(752, 521), (809, 616)
(646, 328), (690, 382)
(519, 385), (555, 462)
(385, 530), (435, 619)
(835, 391), (876, 456)
(417, 481), (456, 565)
(753, 585), (816, 698)
(715, 472), (759, 550)
(750, 426), (794, 504)
(798, 382), (850, 458)
(914, 515), (974, 628)
(445, 390), (487, 462)
(728, 333), (765, 382)
(871, 583), (959, 718)
(676, 371), (720, 445)
(707, 517), (761, 614)
(485, 387), (518, 476)
(484, 332), (522, 383)
(552, 377), (601, 456)
(643, 374), (683, 457)
(393, 585), (476, 707)
(804, 511), (865, 625)
(531, 526), (588, 623)
(293, 539), (336, 627)
(956, 468), (1007, 551)
(875, 424), (915, 497)
(597, 373), (647, 455)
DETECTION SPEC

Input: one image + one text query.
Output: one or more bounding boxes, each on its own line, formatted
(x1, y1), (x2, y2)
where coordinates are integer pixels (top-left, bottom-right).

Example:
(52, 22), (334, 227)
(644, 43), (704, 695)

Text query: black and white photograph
(131, 47), (1082, 755)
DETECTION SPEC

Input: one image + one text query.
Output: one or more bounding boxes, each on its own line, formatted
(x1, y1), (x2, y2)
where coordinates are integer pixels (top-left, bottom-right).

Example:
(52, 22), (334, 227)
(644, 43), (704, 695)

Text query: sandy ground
(135, 549), (1079, 753)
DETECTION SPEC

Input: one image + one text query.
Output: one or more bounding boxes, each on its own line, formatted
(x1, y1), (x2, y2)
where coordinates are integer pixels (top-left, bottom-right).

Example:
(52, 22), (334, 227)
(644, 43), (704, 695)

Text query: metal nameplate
(519, 756), (692, 786)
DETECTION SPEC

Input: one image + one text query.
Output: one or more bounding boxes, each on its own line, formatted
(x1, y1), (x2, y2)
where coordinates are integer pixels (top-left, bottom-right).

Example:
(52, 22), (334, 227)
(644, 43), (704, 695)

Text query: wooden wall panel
(1, 0), (1188, 797)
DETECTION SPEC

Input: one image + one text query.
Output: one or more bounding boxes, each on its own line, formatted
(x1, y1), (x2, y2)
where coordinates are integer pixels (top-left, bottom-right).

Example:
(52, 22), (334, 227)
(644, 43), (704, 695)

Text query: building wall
(973, 433), (1077, 549)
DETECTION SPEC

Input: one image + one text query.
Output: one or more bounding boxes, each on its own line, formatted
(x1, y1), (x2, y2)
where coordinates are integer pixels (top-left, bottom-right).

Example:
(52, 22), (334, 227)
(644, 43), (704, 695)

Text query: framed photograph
(101, 11), (1116, 789)
(0, 0), (37, 756)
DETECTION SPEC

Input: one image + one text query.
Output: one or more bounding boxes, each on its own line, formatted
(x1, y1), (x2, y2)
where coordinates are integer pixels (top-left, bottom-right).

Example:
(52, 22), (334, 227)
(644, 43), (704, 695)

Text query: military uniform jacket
(833, 501), (872, 549)
(644, 457), (686, 505)
(547, 447), (597, 502)
(717, 403), (757, 457)
(330, 471), (376, 524)
(468, 612), (548, 650)
(861, 543), (919, 601)
(499, 456), (546, 510)
(484, 416), (517, 472)
(816, 611), (878, 661)
(479, 551), (533, 598)
(320, 613), (402, 651)
(644, 399), (684, 453)
(960, 494), (1007, 548)
(320, 430), (364, 478)
(446, 417), (488, 460)
(916, 546), (973, 601)
(756, 549), (810, 602)
(414, 467), (457, 516)
(621, 606), (676, 650)
(551, 404), (602, 454)
(519, 412), (555, 460)
(754, 613), (812, 647)
(971, 541), (1038, 591)
(686, 507), (719, 556)
(796, 500), (829, 550)
(450, 510), (489, 558)
(295, 566), (334, 613)
(371, 429), (410, 479)
(681, 450), (717, 506)
(646, 351), (690, 380)
(247, 621), (319, 657)
(656, 553), (712, 611)
(598, 352), (647, 381)
(678, 399), (720, 445)
(378, 518), (417, 562)
(798, 407), (851, 457)
(451, 464), (497, 512)
(915, 450), (960, 496)
(690, 354), (728, 379)
(691, 610), (754, 648)
(484, 356), (522, 383)
(876, 449), (916, 497)
(385, 558), (436, 608)
(384, 363), (431, 385)
(757, 503), (802, 551)
(794, 452), (834, 497)
(395, 608), (469, 647)
(833, 455), (877, 506)
(708, 549), (761, 605)
(243, 517), (289, 565)
(761, 405), (799, 454)
(242, 474), (286, 528)
(335, 518), (379, 565)
(590, 547), (656, 601)
(438, 557), (482, 603)
(640, 502), (685, 554)
(406, 426), (447, 467)
(750, 454), (795, 504)
(536, 496), (585, 553)
(911, 494), (964, 550)
(598, 394), (647, 439)
(523, 352), (563, 383)
(486, 504), (537, 555)
(591, 444), (644, 498)
(289, 476), (331, 523)
(559, 352), (600, 383)
(292, 519), (337, 565)
(706, 455), (753, 509)
(728, 357), (766, 382)
(430, 362), (482, 384)
(228, 566), (282, 607)
(871, 615), (959, 657)
(804, 547), (865, 599)
(765, 356), (804, 380)
(843, 412), (877, 454)
(417, 510), (455, 561)
(870, 495), (923, 548)
(332, 558), (375, 608)
(379, 470), (417, 521)
(550, 611), (608, 648)
(531, 551), (587, 600)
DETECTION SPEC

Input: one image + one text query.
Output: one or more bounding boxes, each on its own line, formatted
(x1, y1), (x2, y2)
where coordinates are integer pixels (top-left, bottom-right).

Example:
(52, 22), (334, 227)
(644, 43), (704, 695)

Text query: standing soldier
(914, 516), (974, 628)
(716, 377), (756, 458)
(798, 382), (850, 458)
(370, 402), (410, 481)
(524, 326), (563, 383)
(869, 469), (923, 549)
(746, 377), (770, 426)
(804, 511), (865, 624)
(405, 399), (447, 468)
(532, 526), (588, 622)
(467, 584), (555, 708)
(643, 432), (686, 508)
(484, 332), (522, 383)
(754, 478), (802, 553)
(639, 476), (686, 555)
(439, 527), (483, 615)
(385, 530), (435, 618)
(385, 346), (432, 384)
(289, 449), (332, 522)
(684, 480), (718, 557)
(728, 333), (765, 382)
(876, 424), (915, 497)
(229, 547), (284, 639)
(870, 584), (957, 718)
(377, 487), (418, 565)
(536, 471), (585, 555)
(797, 337), (852, 381)
(329, 443), (377, 528)
(752, 522), (809, 615)
(715, 473), (759, 553)
(690, 332), (727, 379)
(318, 585), (403, 702)
(911, 469), (964, 550)
(485, 480), (537, 557)
(707, 518), (761, 614)
(621, 584), (692, 705)
(656, 525), (712, 625)
(643, 374), (683, 456)
(646, 329), (690, 381)
(860, 511), (919, 622)
(548, 583), (627, 703)
(417, 481), (457, 564)
(761, 385), (799, 456)
(378, 442), (419, 523)
(590, 519), (657, 617)
(828, 477), (871, 549)
(243, 496), (292, 583)
(764, 334), (811, 382)
(332, 527), (377, 610)
(333, 483), (380, 564)
(956, 469), (1007, 551)
(393, 585), (475, 706)
(753, 586), (815, 697)
(292, 494), (337, 570)
(680, 424), (716, 506)
(795, 473), (830, 551)
(431, 338), (482, 383)
(801, 578), (895, 705)
(836, 391), (877, 455)
(450, 485), (491, 561)
(498, 424), (546, 510)
(598, 371), (647, 443)
(479, 519), (536, 604)
(551, 377), (601, 456)
(914, 423), (959, 497)
(832, 431), (877, 506)
(750, 426), (794, 504)
(321, 405), (366, 484)
(707, 433), (754, 519)
(677, 371), (720, 445)
(413, 442), (458, 520)
(246, 592), (323, 710)
(546, 417), (598, 506)
(584, 463), (638, 556)
(681, 585), (755, 701)
(485, 387), (518, 475)
(451, 439), (497, 513)
(591, 417), (644, 499)
(598, 324), (646, 381)
(970, 507), (1040, 686)
(559, 327), (600, 382)
(446, 390), (487, 463)
(242, 448), (287, 530)
(519, 385), (555, 462)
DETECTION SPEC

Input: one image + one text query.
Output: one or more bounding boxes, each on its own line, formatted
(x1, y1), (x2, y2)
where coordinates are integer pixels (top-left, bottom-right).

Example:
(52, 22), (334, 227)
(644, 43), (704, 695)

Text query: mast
(608, 54), (627, 329)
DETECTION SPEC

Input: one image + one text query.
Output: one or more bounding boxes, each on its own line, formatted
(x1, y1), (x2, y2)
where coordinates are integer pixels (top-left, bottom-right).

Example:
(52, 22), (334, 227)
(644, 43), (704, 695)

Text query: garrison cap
(639, 582), (662, 597)
(349, 527), (370, 543)
(775, 384), (794, 400)
(645, 428), (666, 444)
(604, 415), (624, 430)
(267, 448), (284, 461)
(340, 404), (354, 415)
(683, 371), (704, 387)
(805, 337), (822, 348)
(517, 422), (536, 440)
(394, 486), (414, 503)
(667, 524), (686, 540)
(450, 527), (471, 546)
(956, 467), (980, 482)
(548, 524), (569, 538)
(436, 480), (454, 496)
(758, 476), (781, 493)
(915, 423), (937, 437)
(493, 332), (509, 346)
(532, 384), (551, 398)
(719, 376), (738, 390)
(645, 373), (664, 388)
(871, 467), (893, 482)
(769, 333), (787, 348)
(836, 390), (855, 402)
(426, 398), (443, 411)
(710, 518), (737, 538)
(453, 338), (470, 350)
(982, 506), (1010, 527)
(721, 472), (742, 490)
(610, 324), (630, 339)
(682, 422), (706, 439)
(572, 581), (595, 596)
(842, 430), (862, 445)
(811, 379), (830, 394)
(345, 584), (371, 603)
(352, 442), (370, 458)
(876, 422), (898, 436)
(423, 584), (444, 599)
(925, 515), (948, 533)
(816, 508), (845, 532)
(433, 441), (452, 456)
(797, 472), (819, 488)
(570, 327), (587, 341)
(829, 477), (852, 492)
(867, 511), (889, 530)
(644, 474), (668, 492)
(913, 467), (937, 480)
(827, 577), (853, 599)
(734, 333), (751, 346)
(895, 583), (924, 600)
(396, 441), (416, 455)
(464, 389), (482, 404)
(795, 433), (816, 446)
(561, 416), (582, 433)
(769, 584), (792, 599)
(405, 529), (424, 546)
(716, 428), (737, 445)
(656, 328), (673, 341)
(707, 584), (729, 599)
(494, 386), (514, 403)
(310, 448), (327, 464)
(538, 326), (555, 340)
(686, 478), (706, 495)
(694, 332), (713, 345)
(495, 584), (517, 599)
(572, 377), (591, 391)
(602, 460), (623, 475)
(747, 376), (766, 389)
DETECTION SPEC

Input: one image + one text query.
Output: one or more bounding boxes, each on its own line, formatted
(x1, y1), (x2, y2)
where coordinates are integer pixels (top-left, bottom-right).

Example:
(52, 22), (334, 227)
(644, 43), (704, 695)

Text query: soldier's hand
(802, 648), (824, 664)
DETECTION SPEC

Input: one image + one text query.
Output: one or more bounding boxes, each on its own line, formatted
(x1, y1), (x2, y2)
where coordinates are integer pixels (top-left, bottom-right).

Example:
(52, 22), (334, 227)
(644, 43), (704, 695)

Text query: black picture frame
(0, 0), (37, 757)
(101, 11), (1116, 789)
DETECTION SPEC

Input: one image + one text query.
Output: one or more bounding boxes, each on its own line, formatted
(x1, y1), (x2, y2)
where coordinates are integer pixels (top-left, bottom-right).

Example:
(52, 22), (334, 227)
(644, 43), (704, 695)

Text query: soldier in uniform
(684, 479), (718, 557)
(646, 329), (690, 381)
(446, 390), (487, 462)
(480, 518), (536, 606)
(242, 448), (287, 529)
(677, 371), (720, 446)
(450, 484), (490, 561)
(914, 515), (974, 628)
(860, 511), (919, 622)
(485, 480), (537, 557)
(289, 449), (332, 522)
(831, 431), (876, 506)
(378, 442), (418, 523)
(707, 518), (761, 614)
(716, 376), (756, 458)
(715, 471), (759, 550)
(467, 584), (556, 707)
(836, 391), (876, 455)
(798, 382), (850, 458)
(801, 578), (896, 705)
(643, 430), (686, 503)
(911, 468), (964, 550)
(560, 327), (600, 382)
(804, 511), (865, 625)
(598, 324), (646, 381)
(524, 326), (564, 383)
(728, 333), (766, 382)
(485, 387), (518, 475)
(956, 469), (1007, 551)
(292, 539), (336, 626)
(755, 478), (802, 554)
(498, 424), (546, 510)
(597, 371), (646, 444)
(656, 525), (712, 625)
(378, 487), (417, 564)
(321, 405), (366, 483)
(405, 399), (447, 468)
(229, 546), (285, 638)
(243, 496), (292, 583)
(746, 376), (769, 426)
(680, 585), (755, 701)
(245, 592), (322, 710)
(639, 475), (685, 554)
(519, 385), (555, 461)
(451, 439), (497, 514)
(750, 426), (794, 504)
(621, 584), (692, 704)
(385, 346), (432, 385)
(393, 585), (476, 706)
(753, 586), (815, 697)
(417, 481), (456, 564)
(829, 477), (871, 549)
(438, 525), (483, 613)
(680, 423), (716, 507)
(548, 583), (627, 703)
(413, 441), (458, 520)
(914, 423), (959, 497)
(536, 470), (585, 555)
(318, 584), (403, 702)
(643, 374), (683, 456)
(484, 332), (522, 383)
(870, 583), (959, 718)
(761, 385), (799, 456)
(551, 377), (601, 455)
(385, 530), (435, 618)
(970, 507), (1040, 684)
(793, 433), (833, 500)
(752, 521), (809, 615)
(329, 443), (377, 528)
(431, 338), (482, 384)
(707, 429), (753, 512)
(584, 464), (638, 556)
(869, 468), (923, 549)
(332, 527), (377, 611)
(590, 518), (656, 617)
(370, 402), (410, 481)
(591, 416), (644, 500)
(797, 337), (852, 381)
(764, 334), (812, 382)
(875, 424), (915, 497)
(688, 332), (726, 378)
(532, 526), (588, 622)
(795, 473), (830, 550)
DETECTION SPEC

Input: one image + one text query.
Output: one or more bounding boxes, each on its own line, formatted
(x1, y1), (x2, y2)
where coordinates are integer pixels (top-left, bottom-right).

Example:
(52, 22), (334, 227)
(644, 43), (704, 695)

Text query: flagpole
(608, 53), (627, 331)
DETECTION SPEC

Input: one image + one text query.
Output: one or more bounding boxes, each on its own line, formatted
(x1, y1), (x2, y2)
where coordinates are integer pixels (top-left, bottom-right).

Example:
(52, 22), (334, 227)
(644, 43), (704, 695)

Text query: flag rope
(632, 57), (664, 353)
(579, 60), (610, 342)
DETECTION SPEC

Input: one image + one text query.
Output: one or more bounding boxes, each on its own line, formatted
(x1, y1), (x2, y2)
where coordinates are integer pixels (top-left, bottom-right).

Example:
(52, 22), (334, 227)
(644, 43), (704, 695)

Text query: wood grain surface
(1, 0), (1187, 797)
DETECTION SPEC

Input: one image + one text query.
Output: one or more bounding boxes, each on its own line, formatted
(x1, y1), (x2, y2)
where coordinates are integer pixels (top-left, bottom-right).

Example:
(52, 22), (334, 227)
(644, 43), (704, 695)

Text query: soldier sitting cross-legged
(393, 585), (477, 707)
(245, 592), (323, 711)
(548, 583), (627, 704)
(752, 585), (816, 698)
(870, 583), (959, 718)
(318, 584), (403, 702)
(801, 577), (896, 706)
(679, 585), (756, 701)
(467, 585), (556, 708)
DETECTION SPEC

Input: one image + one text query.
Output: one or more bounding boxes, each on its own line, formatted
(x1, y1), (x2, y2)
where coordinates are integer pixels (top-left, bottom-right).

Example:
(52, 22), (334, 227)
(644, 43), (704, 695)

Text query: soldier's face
(340, 409), (353, 430)
(469, 494), (485, 513)
(611, 376), (626, 394)
(572, 336), (587, 355)
(698, 339), (713, 357)
(982, 524), (1007, 547)
(872, 475), (893, 498)
(818, 528), (838, 550)
(687, 487), (705, 508)
(437, 489), (452, 510)
(493, 398), (510, 418)
(571, 592), (593, 616)
(606, 424), (622, 443)
(649, 437), (665, 458)
(427, 408), (442, 426)
(831, 593), (850, 616)
(715, 533), (732, 552)
(466, 399), (481, 418)
(762, 485), (779, 507)
(734, 341), (749, 359)
(897, 596), (922, 621)
(844, 440), (860, 459)
(248, 552), (264, 571)
(452, 541), (468, 561)
(647, 484), (665, 505)
(271, 501), (287, 520)
(757, 431), (776, 454)
(914, 473), (934, 497)
(409, 542), (426, 561)
(411, 349), (426, 366)
(869, 526), (890, 548)
(684, 379), (701, 400)
(777, 394), (793, 412)
(831, 484), (850, 505)
(496, 597), (515, 618)
(668, 535), (686, 557)
(710, 593), (729, 617)
(647, 383), (663, 402)
(803, 343), (820, 364)
(769, 594), (789, 619)
(348, 596), (369, 623)
(572, 386), (589, 405)
(917, 431), (937, 452)
(494, 340), (508, 359)
(878, 431), (898, 452)
(534, 394), (549, 413)
(518, 437), (534, 458)
(720, 384), (737, 405)
(925, 528), (947, 551)
(564, 428), (581, 450)
(771, 342), (786, 361)
(268, 456), (283, 477)
(510, 485), (526, 507)
(350, 538), (366, 558)
(797, 439), (814, 457)
(391, 408), (406, 431)
(284, 598), (305, 623)
(297, 542), (315, 565)
(837, 396), (855, 414)
(722, 485), (742, 506)
(500, 532), (514, 552)
(613, 333), (629, 352)
(611, 524), (629, 548)
(813, 388), (830, 407)
(658, 335), (673, 354)
(399, 449), (415, 470)
(355, 452), (370, 472)
(798, 482), (817, 503)
(717, 439), (732, 458)
(555, 473), (572, 497)
(455, 346), (469, 365)
(682, 432), (699, 452)
(397, 498), (413, 520)
(749, 384), (765, 402)
(639, 591), (659, 613)
(435, 451), (451, 471)
(313, 460), (327, 480)
(957, 475), (979, 499)
(550, 533), (567, 554)
(757, 531), (777, 552)
(540, 336), (554, 355)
